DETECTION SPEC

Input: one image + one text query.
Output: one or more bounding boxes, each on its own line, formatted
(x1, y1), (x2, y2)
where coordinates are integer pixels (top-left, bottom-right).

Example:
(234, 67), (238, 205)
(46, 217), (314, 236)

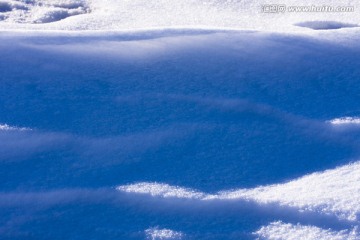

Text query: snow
(1, 28), (360, 238)
(1, 0), (360, 239)
(118, 183), (206, 199)
(220, 161), (360, 222)
(145, 227), (183, 240)
(329, 117), (360, 125)
(0, 124), (30, 131)
(118, 160), (360, 222)
(0, 0), (89, 24)
(0, 0), (359, 33)
(295, 21), (359, 30)
(255, 221), (359, 240)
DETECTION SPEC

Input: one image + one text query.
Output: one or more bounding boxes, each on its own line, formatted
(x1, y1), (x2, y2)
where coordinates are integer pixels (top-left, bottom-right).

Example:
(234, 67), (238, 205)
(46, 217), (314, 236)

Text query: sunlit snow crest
(255, 221), (359, 240)
(145, 227), (183, 240)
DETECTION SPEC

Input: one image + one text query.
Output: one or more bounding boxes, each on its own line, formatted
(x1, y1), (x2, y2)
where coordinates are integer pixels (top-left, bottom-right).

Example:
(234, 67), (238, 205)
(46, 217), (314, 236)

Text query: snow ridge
(329, 117), (360, 125)
(255, 221), (359, 240)
(118, 161), (360, 222)
(1, 0), (360, 32)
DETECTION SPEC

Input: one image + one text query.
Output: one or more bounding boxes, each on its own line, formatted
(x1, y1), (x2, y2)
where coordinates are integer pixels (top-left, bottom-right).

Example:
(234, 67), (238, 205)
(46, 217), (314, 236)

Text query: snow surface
(0, 0), (359, 33)
(145, 227), (183, 240)
(118, 160), (360, 222)
(329, 117), (360, 125)
(0, 0), (89, 24)
(255, 221), (359, 240)
(0, 123), (30, 131)
(1, 0), (360, 239)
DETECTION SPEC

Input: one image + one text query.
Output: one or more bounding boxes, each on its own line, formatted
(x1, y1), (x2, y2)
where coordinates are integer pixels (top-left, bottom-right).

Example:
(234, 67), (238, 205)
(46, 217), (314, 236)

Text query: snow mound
(219, 161), (360, 221)
(1, 24), (360, 238)
(118, 160), (360, 221)
(145, 227), (183, 240)
(255, 221), (359, 240)
(0, 0), (360, 32)
(0, 0), (89, 24)
(296, 21), (359, 30)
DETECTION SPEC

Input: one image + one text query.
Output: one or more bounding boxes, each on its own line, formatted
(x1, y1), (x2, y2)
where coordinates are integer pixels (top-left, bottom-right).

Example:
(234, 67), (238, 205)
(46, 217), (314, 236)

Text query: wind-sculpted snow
(295, 21), (359, 30)
(329, 117), (360, 125)
(0, 0), (359, 33)
(0, 122), (192, 166)
(1, 30), (360, 239)
(222, 161), (360, 222)
(255, 221), (359, 240)
(0, 0), (90, 24)
(118, 160), (360, 222)
(118, 183), (206, 200)
(117, 161), (360, 237)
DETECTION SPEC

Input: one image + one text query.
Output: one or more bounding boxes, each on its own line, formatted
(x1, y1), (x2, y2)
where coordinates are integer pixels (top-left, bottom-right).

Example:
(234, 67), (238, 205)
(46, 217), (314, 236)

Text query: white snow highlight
(118, 161), (360, 221)
(328, 117), (360, 125)
(0, 123), (31, 131)
(219, 161), (360, 221)
(118, 182), (206, 199)
(0, 0), (360, 32)
(1, 1), (360, 238)
(145, 227), (183, 240)
(255, 221), (359, 240)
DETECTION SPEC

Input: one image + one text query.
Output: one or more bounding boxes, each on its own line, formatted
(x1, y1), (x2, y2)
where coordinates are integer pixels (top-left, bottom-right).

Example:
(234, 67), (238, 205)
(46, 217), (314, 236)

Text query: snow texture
(0, 0), (358, 32)
(145, 227), (183, 240)
(118, 160), (360, 222)
(255, 221), (359, 240)
(329, 117), (360, 125)
(1, 0), (360, 239)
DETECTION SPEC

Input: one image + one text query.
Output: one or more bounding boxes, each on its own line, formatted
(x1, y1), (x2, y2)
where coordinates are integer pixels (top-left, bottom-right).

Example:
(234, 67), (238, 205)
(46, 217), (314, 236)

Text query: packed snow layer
(0, 0), (359, 32)
(255, 221), (359, 240)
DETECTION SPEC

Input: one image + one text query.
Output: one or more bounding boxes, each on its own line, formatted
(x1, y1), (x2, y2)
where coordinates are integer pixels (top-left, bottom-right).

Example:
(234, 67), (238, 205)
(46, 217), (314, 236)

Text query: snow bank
(118, 160), (360, 222)
(220, 161), (360, 222)
(1, 18), (360, 238)
(0, 0), (359, 32)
